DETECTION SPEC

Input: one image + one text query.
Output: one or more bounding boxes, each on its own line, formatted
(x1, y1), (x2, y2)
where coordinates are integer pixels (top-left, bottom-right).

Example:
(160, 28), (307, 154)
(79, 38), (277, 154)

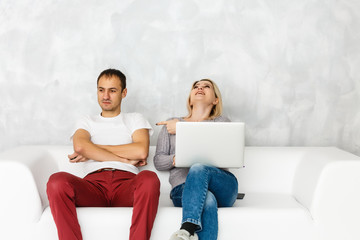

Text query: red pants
(46, 170), (160, 240)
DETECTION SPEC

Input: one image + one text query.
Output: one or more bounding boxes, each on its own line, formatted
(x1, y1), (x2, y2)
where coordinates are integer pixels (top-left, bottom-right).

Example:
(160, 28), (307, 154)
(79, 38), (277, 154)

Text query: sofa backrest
(47, 146), (309, 195)
(292, 147), (360, 215)
(237, 147), (305, 194)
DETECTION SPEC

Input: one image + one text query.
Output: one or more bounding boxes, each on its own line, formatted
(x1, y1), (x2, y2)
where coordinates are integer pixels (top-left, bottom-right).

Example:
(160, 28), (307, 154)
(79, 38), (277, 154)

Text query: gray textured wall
(1, 0), (359, 156)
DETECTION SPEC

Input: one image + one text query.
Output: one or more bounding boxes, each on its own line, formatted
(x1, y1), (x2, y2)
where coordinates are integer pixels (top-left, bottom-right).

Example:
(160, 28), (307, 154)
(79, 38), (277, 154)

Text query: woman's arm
(154, 124), (176, 171)
(156, 118), (179, 135)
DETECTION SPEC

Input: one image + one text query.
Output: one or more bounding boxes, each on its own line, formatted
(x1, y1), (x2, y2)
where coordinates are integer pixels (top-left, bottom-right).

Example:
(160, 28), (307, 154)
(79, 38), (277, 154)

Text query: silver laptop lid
(175, 122), (245, 168)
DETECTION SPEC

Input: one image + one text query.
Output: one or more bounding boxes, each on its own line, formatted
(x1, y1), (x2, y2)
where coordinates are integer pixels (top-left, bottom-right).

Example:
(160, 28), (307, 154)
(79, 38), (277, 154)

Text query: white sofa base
(31, 193), (314, 240)
(1, 145), (360, 240)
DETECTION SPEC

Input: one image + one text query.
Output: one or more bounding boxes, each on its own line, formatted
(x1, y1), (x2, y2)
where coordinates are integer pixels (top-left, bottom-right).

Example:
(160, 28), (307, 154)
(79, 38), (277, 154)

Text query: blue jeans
(170, 163), (238, 240)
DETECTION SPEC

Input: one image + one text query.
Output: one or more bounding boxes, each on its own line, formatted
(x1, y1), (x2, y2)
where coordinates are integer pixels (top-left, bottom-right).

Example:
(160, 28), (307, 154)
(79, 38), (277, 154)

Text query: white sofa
(1, 145), (360, 240)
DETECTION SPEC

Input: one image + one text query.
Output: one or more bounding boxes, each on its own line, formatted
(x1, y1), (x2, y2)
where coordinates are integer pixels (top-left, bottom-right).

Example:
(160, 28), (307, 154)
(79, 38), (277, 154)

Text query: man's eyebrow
(97, 87), (119, 90)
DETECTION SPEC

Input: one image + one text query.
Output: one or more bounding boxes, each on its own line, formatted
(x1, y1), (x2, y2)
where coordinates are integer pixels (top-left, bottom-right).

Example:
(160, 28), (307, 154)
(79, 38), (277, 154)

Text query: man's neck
(101, 109), (121, 118)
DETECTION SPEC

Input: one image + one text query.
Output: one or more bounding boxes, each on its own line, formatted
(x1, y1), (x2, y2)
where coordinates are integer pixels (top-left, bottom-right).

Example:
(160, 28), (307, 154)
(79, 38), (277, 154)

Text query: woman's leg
(181, 163), (238, 237)
(170, 183), (185, 207)
(196, 191), (218, 240)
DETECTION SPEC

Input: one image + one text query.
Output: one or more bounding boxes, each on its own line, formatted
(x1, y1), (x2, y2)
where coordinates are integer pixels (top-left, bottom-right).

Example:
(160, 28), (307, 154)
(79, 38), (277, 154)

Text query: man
(47, 69), (160, 240)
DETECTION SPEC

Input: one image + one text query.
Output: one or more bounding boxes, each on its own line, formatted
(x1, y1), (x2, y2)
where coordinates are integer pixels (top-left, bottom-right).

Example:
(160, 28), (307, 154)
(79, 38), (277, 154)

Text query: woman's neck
(185, 104), (213, 122)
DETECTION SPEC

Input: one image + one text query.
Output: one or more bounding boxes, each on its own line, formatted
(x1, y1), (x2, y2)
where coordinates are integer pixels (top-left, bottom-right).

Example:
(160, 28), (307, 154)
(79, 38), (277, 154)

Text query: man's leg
(112, 170), (160, 240)
(46, 172), (109, 240)
(130, 170), (160, 240)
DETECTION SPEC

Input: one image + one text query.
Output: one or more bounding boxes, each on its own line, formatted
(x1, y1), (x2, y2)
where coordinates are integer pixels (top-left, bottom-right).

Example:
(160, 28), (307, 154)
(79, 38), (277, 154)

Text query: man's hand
(133, 159), (147, 167)
(116, 157), (144, 166)
(68, 152), (89, 163)
(156, 119), (179, 135)
(121, 158), (147, 167)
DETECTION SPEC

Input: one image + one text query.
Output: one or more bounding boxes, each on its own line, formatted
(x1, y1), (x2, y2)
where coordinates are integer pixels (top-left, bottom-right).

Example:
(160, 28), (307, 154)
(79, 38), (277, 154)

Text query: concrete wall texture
(1, 0), (359, 156)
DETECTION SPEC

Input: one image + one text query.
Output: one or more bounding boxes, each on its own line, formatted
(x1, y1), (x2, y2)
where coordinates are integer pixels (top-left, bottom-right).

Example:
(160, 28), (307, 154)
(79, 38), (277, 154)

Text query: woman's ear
(213, 98), (219, 105)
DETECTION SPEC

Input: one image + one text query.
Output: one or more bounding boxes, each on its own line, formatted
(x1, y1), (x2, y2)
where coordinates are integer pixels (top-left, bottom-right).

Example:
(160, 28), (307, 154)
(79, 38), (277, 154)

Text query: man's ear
(122, 88), (127, 98)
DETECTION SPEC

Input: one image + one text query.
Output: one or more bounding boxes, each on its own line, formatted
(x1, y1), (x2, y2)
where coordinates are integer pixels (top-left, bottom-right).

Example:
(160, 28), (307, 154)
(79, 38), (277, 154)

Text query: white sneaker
(169, 229), (199, 240)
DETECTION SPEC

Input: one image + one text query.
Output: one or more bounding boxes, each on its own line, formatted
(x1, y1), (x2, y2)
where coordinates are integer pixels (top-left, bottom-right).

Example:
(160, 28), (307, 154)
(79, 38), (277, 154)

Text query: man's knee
(47, 172), (74, 196)
(136, 170), (160, 194)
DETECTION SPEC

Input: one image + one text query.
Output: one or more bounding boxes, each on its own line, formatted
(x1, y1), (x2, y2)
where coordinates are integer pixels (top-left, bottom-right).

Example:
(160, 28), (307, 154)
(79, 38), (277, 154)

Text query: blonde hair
(185, 79), (223, 119)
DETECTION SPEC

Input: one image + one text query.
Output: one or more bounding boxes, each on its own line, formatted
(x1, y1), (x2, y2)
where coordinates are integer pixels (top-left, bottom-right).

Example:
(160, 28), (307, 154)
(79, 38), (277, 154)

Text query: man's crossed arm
(68, 128), (150, 167)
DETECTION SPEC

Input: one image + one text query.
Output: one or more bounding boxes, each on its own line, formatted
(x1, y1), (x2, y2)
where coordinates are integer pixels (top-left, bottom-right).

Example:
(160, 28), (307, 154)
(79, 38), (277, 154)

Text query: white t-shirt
(71, 112), (153, 175)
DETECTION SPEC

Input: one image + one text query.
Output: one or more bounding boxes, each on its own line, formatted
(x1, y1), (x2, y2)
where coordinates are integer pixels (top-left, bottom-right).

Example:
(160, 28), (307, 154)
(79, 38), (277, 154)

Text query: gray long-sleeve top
(153, 116), (230, 189)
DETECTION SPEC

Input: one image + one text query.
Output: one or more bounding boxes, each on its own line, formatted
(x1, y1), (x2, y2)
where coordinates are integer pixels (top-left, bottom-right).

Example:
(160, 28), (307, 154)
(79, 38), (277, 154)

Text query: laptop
(175, 122), (245, 168)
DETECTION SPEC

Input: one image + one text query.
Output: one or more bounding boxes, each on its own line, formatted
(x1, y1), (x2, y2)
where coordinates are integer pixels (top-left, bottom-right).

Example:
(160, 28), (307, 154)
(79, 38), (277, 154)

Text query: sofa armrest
(293, 147), (360, 239)
(0, 146), (59, 223)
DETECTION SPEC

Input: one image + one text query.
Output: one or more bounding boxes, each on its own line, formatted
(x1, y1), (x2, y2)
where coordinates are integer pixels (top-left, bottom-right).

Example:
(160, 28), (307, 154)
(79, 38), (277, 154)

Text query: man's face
(97, 75), (127, 117)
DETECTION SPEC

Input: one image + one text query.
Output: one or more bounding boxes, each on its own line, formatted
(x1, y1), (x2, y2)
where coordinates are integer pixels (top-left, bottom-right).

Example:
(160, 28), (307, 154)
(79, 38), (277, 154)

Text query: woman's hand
(156, 119), (179, 135)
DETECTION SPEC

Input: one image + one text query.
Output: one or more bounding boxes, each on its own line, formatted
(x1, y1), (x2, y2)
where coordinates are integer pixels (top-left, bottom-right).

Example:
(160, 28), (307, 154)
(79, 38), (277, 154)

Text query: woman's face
(189, 80), (218, 106)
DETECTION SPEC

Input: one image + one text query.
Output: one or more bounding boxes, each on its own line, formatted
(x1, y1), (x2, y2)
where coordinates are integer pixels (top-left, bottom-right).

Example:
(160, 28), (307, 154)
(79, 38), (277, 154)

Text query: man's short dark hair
(97, 69), (126, 91)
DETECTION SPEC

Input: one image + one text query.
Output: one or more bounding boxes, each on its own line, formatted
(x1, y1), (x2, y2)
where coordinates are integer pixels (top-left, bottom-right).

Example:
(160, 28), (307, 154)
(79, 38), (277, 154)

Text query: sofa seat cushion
(35, 192), (314, 240)
(226, 192), (315, 240)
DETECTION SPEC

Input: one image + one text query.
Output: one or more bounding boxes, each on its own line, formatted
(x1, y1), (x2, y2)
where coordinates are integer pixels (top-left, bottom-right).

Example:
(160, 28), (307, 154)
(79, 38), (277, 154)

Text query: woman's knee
(189, 163), (208, 174)
(204, 191), (217, 210)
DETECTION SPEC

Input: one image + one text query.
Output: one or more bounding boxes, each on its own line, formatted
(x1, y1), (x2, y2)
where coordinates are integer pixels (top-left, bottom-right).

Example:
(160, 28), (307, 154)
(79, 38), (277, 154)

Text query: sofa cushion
(35, 192), (313, 240)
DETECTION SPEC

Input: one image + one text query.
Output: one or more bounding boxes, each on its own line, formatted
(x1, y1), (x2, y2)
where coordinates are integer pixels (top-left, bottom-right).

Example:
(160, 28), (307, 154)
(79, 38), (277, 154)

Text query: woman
(154, 79), (238, 240)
